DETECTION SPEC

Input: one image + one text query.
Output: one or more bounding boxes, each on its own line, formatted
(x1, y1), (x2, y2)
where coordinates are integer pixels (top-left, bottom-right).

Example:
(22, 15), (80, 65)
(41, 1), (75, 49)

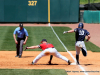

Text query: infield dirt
(0, 51), (100, 75)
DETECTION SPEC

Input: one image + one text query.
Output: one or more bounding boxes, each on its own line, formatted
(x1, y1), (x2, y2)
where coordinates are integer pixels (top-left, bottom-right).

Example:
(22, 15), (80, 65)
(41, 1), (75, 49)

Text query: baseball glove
(24, 46), (28, 51)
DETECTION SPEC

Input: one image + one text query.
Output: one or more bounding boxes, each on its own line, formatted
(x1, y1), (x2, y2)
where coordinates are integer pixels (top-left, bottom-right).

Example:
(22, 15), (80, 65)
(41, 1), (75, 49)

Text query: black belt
(46, 47), (54, 49)
(17, 37), (25, 40)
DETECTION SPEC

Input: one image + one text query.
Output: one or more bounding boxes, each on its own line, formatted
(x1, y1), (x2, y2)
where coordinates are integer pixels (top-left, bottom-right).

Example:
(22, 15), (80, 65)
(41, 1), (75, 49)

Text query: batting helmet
(78, 23), (84, 28)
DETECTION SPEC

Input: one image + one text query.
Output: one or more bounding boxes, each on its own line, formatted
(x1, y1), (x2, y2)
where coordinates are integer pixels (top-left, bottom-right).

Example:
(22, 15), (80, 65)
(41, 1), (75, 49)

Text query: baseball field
(0, 23), (100, 75)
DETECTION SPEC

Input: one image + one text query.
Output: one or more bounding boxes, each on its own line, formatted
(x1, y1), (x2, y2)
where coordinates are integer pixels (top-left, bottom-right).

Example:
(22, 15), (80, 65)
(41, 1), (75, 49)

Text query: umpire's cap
(19, 23), (23, 27)
(78, 23), (84, 28)
(41, 39), (47, 43)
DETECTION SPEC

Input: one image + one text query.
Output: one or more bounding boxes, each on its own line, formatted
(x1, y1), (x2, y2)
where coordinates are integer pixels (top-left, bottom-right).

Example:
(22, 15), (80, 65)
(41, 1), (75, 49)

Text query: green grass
(53, 27), (100, 52)
(0, 26), (100, 52)
(0, 69), (68, 75)
(80, 0), (100, 4)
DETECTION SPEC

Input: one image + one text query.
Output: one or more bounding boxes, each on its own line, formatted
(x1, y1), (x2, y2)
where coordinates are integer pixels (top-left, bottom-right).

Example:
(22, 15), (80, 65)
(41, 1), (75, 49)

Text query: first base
(70, 62), (77, 65)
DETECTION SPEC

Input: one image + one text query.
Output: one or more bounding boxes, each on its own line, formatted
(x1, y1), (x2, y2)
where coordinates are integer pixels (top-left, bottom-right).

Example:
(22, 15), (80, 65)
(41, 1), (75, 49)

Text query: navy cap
(19, 23), (23, 27)
(41, 39), (47, 43)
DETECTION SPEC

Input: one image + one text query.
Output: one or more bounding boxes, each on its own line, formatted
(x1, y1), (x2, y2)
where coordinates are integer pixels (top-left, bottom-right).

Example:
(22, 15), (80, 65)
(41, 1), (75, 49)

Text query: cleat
(19, 55), (22, 58)
(68, 60), (72, 65)
(30, 62), (34, 65)
(15, 55), (18, 57)
(48, 60), (51, 65)
(76, 61), (80, 65)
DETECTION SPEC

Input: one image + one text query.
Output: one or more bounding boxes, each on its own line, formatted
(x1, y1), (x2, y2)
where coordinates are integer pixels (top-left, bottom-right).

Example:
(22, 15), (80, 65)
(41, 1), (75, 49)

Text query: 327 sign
(28, 1), (37, 6)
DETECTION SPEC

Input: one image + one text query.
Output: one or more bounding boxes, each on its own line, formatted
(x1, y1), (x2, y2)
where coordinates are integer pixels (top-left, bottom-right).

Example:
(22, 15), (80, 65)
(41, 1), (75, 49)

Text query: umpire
(13, 23), (28, 58)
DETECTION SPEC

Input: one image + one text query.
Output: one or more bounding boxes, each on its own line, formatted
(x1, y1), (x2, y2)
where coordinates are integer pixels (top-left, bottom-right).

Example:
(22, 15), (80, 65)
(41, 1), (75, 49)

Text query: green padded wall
(99, 12), (100, 23)
(27, 0), (48, 22)
(0, 0), (79, 23)
(50, 0), (71, 22)
(0, 0), (4, 22)
(4, 0), (27, 22)
(83, 11), (100, 23)
(92, 11), (99, 23)
(69, 0), (79, 22)
(50, 0), (79, 22)
(83, 11), (92, 23)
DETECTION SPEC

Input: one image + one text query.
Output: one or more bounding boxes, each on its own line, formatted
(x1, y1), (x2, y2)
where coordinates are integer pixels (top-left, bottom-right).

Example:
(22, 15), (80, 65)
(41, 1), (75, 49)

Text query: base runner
(24, 39), (71, 65)
(63, 23), (91, 65)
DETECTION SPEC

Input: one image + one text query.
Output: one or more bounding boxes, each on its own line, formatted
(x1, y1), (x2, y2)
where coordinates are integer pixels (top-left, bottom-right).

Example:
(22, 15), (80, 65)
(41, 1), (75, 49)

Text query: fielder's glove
(63, 31), (68, 34)
(24, 46), (28, 51)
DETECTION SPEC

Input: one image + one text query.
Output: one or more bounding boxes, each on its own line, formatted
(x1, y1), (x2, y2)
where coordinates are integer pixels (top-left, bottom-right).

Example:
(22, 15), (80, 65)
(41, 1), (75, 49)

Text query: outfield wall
(83, 10), (100, 23)
(0, 0), (79, 23)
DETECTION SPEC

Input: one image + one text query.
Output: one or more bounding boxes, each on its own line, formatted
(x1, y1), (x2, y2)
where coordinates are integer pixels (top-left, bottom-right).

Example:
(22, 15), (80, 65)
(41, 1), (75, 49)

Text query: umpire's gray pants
(16, 39), (24, 56)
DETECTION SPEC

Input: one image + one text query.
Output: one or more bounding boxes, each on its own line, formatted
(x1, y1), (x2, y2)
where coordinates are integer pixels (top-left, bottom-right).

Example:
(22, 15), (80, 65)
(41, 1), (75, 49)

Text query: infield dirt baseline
(0, 51), (100, 75)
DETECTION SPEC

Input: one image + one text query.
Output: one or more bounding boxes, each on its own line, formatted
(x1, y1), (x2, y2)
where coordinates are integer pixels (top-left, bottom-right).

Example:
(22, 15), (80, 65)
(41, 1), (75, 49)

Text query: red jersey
(39, 43), (54, 50)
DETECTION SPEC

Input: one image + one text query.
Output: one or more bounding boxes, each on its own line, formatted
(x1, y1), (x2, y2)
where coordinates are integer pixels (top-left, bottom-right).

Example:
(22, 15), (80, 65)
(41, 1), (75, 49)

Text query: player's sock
(48, 55), (53, 64)
(50, 55), (53, 60)
(76, 55), (80, 65)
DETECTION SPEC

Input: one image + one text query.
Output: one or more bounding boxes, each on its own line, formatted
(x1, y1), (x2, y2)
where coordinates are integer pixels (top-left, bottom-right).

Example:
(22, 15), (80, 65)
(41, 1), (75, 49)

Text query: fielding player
(63, 23), (91, 65)
(24, 39), (71, 65)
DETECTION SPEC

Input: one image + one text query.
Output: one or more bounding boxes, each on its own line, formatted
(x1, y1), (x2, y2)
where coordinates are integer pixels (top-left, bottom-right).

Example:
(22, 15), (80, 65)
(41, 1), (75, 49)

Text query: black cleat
(76, 61), (80, 65)
(68, 60), (72, 65)
(48, 60), (51, 65)
(30, 62), (34, 65)
(15, 55), (18, 57)
(19, 55), (22, 58)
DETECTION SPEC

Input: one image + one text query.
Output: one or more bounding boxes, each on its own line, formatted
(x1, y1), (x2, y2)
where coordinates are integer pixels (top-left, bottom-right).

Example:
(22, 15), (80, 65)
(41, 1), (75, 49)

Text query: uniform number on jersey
(79, 30), (84, 35)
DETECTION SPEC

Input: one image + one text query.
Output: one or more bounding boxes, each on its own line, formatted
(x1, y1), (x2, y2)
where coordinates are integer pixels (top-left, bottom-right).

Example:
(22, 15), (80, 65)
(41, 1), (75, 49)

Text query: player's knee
(76, 52), (80, 55)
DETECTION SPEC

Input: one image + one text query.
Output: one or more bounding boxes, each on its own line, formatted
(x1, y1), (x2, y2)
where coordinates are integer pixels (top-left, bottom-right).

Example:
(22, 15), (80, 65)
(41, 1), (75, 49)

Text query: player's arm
(86, 30), (91, 42)
(27, 45), (39, 49)
(13, 34), (18, 44)
(23, 29), (29, 45)
(63, 30), (74, 34)
(24, 45), (39, 51)
(13, 29), (18, 44)
(86, 34), (91, 42)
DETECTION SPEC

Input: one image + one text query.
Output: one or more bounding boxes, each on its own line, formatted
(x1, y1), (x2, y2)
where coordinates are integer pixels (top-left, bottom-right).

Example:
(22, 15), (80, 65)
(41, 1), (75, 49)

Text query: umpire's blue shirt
(13, 27), (28, 38)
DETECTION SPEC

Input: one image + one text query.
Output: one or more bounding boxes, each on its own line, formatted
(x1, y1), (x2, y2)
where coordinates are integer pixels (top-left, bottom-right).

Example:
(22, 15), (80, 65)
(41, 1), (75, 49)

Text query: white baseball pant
(75, 41), (87, 56)
(33, 48), (69, 63)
